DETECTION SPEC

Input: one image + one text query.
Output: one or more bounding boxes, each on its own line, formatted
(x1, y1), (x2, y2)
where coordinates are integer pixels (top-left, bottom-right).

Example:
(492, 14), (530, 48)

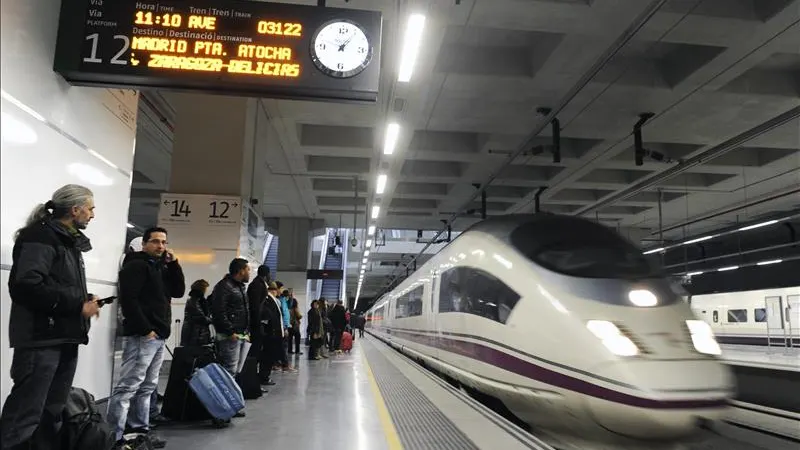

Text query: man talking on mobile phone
(107, 227), (185, 449)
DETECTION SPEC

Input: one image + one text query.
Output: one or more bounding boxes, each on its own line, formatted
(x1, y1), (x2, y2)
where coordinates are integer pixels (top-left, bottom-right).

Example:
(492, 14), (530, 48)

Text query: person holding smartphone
(1, 185), (103, 450)
(107, 227), (185, 449)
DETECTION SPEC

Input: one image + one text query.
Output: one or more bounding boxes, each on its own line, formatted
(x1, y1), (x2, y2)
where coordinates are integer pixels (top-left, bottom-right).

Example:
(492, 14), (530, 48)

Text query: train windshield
(510, 221), (661, 279)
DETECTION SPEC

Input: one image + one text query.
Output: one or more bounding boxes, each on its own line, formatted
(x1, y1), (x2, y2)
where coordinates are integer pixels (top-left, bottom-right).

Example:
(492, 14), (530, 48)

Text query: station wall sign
(54, 0), (383, 102)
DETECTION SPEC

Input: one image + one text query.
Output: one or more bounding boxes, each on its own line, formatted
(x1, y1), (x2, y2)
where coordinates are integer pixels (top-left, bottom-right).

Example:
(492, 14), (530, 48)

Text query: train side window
(407, 286), (424, 317)
(727, 309), (748, 323)
(712, 310), (718, 323)
(754, 308), (767, 323)
(395, 294), (409, 319)
(439, 266), (520, 324)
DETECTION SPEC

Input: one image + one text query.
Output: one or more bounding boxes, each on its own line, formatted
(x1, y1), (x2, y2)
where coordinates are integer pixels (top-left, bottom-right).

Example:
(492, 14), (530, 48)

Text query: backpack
(61, 387), (116, 450)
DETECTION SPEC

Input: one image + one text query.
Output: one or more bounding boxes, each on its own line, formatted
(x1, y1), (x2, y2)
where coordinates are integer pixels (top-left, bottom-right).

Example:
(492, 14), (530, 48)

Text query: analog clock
(311, 19), (372, 78)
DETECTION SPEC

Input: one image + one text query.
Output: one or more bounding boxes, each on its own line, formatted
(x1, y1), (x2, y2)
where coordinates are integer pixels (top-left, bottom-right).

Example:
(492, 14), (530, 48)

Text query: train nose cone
(582, 360), (734, 440)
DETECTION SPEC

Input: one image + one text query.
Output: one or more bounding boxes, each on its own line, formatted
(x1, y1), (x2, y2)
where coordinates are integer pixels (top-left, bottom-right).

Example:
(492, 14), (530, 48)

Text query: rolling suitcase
(161, 345), (216, 422)
(236, 357), (263, 400)
(341, 331), (353, 353)
(188, 362), (245, 421)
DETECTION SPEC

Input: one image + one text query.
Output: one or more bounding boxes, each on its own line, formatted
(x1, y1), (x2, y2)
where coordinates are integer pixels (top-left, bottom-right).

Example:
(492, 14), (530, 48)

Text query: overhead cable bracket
(633, 112), (655, 166)
(537, 107), (561, 163)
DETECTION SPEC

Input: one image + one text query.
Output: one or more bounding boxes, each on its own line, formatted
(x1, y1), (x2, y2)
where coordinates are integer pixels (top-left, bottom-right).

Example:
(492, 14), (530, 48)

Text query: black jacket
(118, 252), (185, 338)
(246, 277), (268, 339)
(180, 289), (212, 346)
(330, 304), (347, 330)
(262, 294), (284, 338)
(210, 275), (250, 336)
(8, 220), (92, 348)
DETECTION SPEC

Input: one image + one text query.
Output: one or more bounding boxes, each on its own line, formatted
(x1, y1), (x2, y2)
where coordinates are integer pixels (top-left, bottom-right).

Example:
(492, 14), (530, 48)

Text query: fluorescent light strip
(686, 271), (703, 276)
(397, 14), (426, 82)
(739, 220), (778, 231)
(717, 266), (739, 272)
(364, 250), (370, 257)
(368, 225), (376, 236)
(684, 236), (714, 245)
(376, 174), (387, 194)
(383, 123), (400, 155)
(371, 205), (380, 219)
(127, 223), (135, 229)
(362, 258), (368, 264)
(642, 247), (664, 255)
(366, 239), (373, 247)
(757, 259), (782, 266)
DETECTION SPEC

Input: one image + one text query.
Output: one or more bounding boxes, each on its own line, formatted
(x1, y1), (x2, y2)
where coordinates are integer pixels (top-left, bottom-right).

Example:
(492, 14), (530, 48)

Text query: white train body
(690, 287), (800, 347)
(367, 215), (734, 444)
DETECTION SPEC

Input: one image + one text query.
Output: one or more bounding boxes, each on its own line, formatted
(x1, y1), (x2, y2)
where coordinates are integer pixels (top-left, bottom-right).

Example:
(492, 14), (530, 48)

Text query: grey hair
(15, 184), (94, 240)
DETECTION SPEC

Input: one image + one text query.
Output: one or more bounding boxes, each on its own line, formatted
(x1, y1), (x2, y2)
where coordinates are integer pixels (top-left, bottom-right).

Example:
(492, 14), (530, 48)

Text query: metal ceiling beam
(371, 0), (668, 300)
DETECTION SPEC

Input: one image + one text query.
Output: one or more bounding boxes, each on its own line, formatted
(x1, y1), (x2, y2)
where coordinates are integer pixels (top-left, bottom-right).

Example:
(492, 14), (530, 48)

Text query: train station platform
(155, 336), (553, 450)
(721, 345), (800, 372)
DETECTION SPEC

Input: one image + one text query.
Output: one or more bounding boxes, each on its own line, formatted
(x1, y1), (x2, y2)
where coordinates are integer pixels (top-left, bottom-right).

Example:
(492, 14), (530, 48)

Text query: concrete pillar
(156, 93), (267, 355)
(272, 217), (324, 318)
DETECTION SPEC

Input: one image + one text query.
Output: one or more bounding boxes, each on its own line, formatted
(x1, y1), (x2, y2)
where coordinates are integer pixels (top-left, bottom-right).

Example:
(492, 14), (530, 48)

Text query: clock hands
(338, 32), (355, 51)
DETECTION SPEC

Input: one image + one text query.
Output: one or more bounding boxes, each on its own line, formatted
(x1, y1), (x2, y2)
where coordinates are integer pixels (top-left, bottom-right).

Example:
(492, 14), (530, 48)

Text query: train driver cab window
(712, 310), (719, 323)
(439, 266), (520, 324)
(727, 309), (748, 323)
(754, 308), (767, 323)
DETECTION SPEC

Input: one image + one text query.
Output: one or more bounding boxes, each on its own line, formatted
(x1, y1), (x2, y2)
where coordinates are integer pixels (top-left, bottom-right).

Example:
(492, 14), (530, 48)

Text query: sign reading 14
(166, 199), (238, 218)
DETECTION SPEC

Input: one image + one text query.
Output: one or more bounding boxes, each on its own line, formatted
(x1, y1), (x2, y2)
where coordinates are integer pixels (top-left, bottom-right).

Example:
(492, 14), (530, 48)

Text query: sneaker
(112, 440), (132, 450)
(234, 410), (246, 418)
(282, 366), (298, 373)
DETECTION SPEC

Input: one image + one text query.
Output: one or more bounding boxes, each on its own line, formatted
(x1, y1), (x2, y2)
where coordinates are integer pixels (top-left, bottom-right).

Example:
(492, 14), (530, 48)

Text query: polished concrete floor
(155, 342), (391, 450)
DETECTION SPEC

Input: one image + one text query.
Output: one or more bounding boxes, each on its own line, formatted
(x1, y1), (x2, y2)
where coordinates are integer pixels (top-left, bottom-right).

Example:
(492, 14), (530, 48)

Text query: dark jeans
(0, 344), (79, 450)
(358, 327), (364, 338)
(330, 328), (343, 351)
(287, 328), (301, 354)
(251, 337), (273, 383)
(268, 336), (285, 369)
(309, 337), (323, 359)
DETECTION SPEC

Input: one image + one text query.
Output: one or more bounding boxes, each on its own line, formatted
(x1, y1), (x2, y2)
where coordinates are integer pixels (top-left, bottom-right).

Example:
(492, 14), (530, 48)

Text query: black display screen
(53, 0), (382, 102)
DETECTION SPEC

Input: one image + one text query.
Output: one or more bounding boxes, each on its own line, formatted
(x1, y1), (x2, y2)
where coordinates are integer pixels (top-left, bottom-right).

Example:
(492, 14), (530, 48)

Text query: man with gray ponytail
(0, 184), (103, 450)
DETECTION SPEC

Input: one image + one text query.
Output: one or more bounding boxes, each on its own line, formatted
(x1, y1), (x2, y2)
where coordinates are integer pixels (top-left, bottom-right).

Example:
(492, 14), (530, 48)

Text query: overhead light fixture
(642, 247), (664, 255)
(757, 259), (782, 266)
(366, 239), (373, 247)
(361, 264), (366, 270)
(383, 123), (400, 155)
(398, 14), (426, 82)
(684, 236), (714, 245)
(739, 220), (778, 231)
(628, 289), (657, 307)
(687, 271), (703, 277)
(376, 174), (388, 194)
(362, 257), (368, 264)
(364, 250), (370, 257)
(368, 225), (376, 236)
(371, 205), (380, 219)
(126, 223), (135, 229)
(718, 266), (739, 272)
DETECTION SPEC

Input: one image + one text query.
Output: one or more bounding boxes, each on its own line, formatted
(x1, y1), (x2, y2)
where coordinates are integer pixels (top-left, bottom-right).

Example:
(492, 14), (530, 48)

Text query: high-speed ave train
(690, 286), (800, 348)
(366, 214), (735, 445)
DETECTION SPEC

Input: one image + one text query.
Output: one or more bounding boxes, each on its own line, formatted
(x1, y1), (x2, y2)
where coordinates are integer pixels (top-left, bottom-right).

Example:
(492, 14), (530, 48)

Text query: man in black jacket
(246, 265), (275, 387)
(329, 300), (347, 353)
(107, 227), (185, 448)
(1, 185), (102, 450)
(210, 259), (251, 379)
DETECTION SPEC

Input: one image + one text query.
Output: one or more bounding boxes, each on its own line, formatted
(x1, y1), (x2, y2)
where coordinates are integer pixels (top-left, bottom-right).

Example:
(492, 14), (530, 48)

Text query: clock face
(311, 20), (372, 78)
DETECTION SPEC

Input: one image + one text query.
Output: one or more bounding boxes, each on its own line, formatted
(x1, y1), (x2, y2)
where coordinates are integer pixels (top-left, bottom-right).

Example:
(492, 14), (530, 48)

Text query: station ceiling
(127, 0), (800, 299)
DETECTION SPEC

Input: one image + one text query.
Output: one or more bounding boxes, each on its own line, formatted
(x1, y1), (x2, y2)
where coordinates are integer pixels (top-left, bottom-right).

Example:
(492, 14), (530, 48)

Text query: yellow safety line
(361, 343), (404, 450)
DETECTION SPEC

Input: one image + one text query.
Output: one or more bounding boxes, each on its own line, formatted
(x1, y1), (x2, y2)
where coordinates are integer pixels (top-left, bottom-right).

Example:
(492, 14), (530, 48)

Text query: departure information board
(54, 0), (382, 102)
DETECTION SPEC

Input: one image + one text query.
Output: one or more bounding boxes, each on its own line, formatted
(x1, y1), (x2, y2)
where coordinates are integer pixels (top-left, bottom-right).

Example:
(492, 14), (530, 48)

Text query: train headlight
(586, 320), (639, 357)
(686, 320), (722, 356)
(628, 289), (657, 307)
